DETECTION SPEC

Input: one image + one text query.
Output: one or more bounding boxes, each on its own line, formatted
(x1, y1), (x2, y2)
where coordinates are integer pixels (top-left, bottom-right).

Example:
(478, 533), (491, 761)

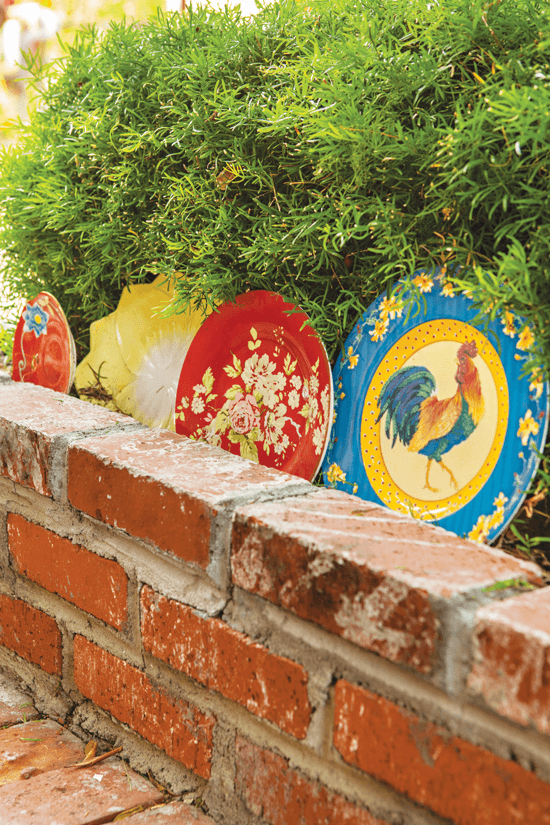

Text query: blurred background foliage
(0, 0), (167, 352)
(0, 0), (165, 136)
(0, 0), (548, 554)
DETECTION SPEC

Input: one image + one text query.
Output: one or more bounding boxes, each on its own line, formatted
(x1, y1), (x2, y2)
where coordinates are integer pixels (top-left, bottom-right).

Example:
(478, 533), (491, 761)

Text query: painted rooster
(376, 341), (485, 492)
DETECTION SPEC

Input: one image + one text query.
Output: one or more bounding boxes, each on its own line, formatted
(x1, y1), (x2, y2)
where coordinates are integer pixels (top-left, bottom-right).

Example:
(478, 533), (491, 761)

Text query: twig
(71, 746), (123, 769)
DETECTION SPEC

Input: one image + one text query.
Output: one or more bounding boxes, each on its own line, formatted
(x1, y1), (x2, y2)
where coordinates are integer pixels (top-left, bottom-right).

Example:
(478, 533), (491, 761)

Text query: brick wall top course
(0, 381), (132, 435)
(0, 381), (138, 496)
(231, 488), (542, 674)
(67, 428), (310, 572)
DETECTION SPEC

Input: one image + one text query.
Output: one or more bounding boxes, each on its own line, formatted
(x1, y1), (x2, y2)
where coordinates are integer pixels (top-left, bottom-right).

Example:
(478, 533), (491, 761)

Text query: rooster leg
(438, 459), (459, 491)
(424, 459), (439, 493)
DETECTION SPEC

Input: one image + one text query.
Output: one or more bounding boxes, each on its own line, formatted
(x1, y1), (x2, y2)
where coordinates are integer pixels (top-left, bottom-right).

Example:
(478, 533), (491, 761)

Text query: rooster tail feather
(376, 366), (436, 448)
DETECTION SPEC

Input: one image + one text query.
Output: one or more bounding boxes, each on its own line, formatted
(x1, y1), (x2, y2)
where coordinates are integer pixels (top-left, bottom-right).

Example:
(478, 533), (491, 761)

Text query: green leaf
(213, 409), (230, 433)
(284, 353), (297, 375)
(239, 438), (259, 462)
(232, 353), (242, 374)
(202, 368), (215, 394)
(225, 384), (243, 400)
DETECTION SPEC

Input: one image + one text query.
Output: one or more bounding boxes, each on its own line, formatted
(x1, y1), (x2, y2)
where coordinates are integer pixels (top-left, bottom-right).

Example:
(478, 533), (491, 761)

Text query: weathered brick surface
(68, 429), (303, 568)
(231, 489), (540, 673)
(73, 636), (215, 778)
(8, 514), (128, 629)
(0, 382), (132, 496)
(0, 720), (84, 786)
(468, 587), (550, 733)
(0, 700), (37, 728)
(235, 736), (387, 825)
(0, 757), (163, 824)
(0, 595), (61, 675)
(141, 586), (311, 738)
(333, 679), (550, 825)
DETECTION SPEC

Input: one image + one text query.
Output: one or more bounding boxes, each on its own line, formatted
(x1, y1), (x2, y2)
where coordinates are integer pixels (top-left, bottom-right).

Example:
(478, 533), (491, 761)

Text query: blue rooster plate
(322, 268), (549, 544)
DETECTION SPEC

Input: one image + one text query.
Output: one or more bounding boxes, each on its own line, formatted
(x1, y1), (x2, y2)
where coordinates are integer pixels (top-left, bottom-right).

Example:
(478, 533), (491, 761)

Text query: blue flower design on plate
(23, 303), (49, 338)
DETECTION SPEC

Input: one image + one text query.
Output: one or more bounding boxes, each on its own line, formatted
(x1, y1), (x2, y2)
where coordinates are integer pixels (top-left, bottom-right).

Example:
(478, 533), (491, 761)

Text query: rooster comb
(458, 341), (478, 358)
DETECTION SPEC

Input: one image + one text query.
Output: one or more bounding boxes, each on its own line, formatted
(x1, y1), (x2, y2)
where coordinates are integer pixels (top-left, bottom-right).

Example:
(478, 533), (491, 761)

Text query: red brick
(0, 757), (163, 824)
(0, 595), (61, 675)
(235, 736), (387, 825)
(231, 489), (541, 673)
(468, 587), (550, 733)
(8, 514), (128, 629)
(141, 586), (311, 738)
(73, 636), (215, 778)
(0, 700), (37, 728)
(0, 382), (133, 496)
(0, 719), (84, 786)
(68, 429), (302, 568)
(333, 679), (550, 825)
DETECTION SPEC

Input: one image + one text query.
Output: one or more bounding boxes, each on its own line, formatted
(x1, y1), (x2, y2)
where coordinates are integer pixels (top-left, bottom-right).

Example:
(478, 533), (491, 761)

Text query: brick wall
(1, 377), (550, 824)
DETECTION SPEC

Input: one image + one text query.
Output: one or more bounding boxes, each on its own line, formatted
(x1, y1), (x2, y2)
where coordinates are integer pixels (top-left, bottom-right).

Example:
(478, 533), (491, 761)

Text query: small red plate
(12, 292), (76, 394)
(175, 291), (333, 480)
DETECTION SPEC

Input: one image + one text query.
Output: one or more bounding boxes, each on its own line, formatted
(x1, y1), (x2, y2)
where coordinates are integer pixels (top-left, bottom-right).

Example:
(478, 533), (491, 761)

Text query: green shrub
(1, 0), (549, 366)
(0, 0), (548, 546)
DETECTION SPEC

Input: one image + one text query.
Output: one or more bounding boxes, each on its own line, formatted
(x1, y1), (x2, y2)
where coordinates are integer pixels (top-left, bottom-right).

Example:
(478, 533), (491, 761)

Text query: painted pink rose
(226, 392), (260, 434)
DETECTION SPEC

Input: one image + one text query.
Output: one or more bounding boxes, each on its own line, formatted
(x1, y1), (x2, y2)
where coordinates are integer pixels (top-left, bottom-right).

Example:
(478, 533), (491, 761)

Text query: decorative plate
(322, 268), (549, 543)
(75, 275), (209, 430)
(175, 290), (333, 481)
(12, 292), (76, 393)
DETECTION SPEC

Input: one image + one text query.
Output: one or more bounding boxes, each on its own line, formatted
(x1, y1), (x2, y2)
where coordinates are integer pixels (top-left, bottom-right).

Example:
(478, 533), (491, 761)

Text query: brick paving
(0, 673), (216, 824)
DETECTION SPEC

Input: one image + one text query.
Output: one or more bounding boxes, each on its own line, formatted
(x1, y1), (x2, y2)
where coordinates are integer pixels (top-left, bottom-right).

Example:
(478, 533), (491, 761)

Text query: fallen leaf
(216, 168), (236, 190)
(113, 805), (146, 820)
(523, 489), (547, 518)
(85, 741), (98, 760)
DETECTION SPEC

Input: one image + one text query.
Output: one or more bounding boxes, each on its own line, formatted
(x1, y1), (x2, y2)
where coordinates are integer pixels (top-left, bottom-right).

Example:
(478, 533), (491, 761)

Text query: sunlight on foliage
(0, 0), (548, 550)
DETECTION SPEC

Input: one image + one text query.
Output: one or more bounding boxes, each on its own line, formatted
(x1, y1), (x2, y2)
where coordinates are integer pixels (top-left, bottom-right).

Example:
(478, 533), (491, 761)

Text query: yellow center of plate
(360, 319), (509, 520)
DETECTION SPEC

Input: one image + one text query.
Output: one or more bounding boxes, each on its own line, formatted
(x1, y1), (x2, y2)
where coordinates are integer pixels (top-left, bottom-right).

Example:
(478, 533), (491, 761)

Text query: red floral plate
(175, 291), (333, 480)
(12, 292), (76, 393)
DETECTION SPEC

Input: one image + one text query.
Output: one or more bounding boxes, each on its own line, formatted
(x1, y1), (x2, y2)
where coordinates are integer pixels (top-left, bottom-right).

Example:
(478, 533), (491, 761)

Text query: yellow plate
(75, 313), (134, 410)
(75, 276), (209, 430)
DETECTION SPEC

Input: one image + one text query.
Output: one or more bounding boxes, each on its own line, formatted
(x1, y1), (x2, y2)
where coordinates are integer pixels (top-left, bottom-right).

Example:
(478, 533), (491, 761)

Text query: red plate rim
(12, 292), (76, 394)
(175, 290), (333, 480)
